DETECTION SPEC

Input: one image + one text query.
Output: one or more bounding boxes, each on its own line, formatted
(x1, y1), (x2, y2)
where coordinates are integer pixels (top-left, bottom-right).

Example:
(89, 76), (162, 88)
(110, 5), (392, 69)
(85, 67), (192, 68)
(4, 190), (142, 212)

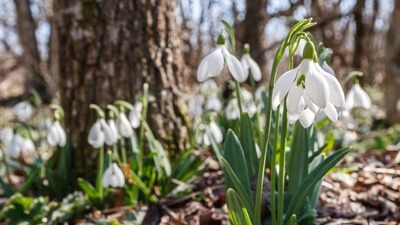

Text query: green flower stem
(138, 83), (149, 176)
(98, 146), (105, 200)
(271, 104), (281, 225)
(113, 144), (121, 165)
(278, 103), (288, 225)
(120, 138), (127, 165)
(234, 80), (244, 116)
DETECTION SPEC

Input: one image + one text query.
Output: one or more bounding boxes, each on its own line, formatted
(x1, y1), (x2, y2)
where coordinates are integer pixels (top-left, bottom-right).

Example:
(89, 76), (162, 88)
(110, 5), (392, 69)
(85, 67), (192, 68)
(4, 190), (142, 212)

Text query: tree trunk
(14, 0), (52, 103)
(385, 1), (400, 123)
(236, 0), (268, 79)
(55, 0), (189, 180)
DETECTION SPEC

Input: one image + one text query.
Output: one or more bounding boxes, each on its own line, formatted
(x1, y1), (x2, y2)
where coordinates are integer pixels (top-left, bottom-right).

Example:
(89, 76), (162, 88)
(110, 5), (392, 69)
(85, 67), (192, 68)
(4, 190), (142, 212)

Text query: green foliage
(226, 188), (253, 225)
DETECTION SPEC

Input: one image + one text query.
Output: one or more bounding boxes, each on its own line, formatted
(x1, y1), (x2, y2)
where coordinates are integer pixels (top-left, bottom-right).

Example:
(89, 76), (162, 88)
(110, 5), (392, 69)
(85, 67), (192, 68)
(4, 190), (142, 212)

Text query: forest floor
(79, 148), (400, 225)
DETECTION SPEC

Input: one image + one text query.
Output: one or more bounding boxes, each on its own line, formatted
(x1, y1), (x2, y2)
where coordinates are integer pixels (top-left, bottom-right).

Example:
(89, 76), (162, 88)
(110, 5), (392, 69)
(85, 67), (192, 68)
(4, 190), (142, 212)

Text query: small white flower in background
(118, 113), (133, 138)
(107, 119), (119, 145)
(38, 118), (52, 131)
(240, 88), (258, 117)
(23, 138), (35, 155)
(202, 121), (223, 146)
(345, 83), (371, 110)
(102, 163), (125, 188)
(188, 95), (205, 118)
(200, 79), (219, 95)
(272, 41), (345, 128)
(225, 99), (240, 120)
(197, 35), (245, 83)
(205, 94), (222, 112)
(47, 121), (67, 147)
(5, 134), (24, 159)
(12, 101), (32, 121)
(129, 102), (143, 129)
(0, 127), (13, 144)
(241, 44), (262, 81)
(88, 119), (113, 148)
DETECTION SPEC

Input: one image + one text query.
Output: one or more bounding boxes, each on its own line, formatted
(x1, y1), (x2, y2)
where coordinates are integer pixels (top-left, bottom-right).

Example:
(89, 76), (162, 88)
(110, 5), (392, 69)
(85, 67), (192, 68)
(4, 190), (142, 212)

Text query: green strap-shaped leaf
(285, 214), (297, 225)
(77, 178), (98, 200)
(285, 148), (349, 223)
(227, 188), (253, 225)
(221, 157), (254, 218)
(287, 122), (309, 195)
(239, 113), (259, 177)
(223, 130), (252, 198)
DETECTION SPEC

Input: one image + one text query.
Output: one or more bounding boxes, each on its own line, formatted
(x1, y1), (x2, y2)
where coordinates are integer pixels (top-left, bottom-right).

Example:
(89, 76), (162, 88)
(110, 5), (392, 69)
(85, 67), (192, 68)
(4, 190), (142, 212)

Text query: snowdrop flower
(88, 119), (113, 148)
(129, 102), (143, 129)
(272, 42), (345, 128)
(0, 127), (13, 144)
(12, 101), (32, 121)
(225, 99), (240, 120)
(322, 62), (336, 76)
(188, 95), (205, 118)
(102, 163), (125, 188)
(202, 121), (223, 146)
(197, 35), (245, 82)
(5, 134), (24, 159)
(200, 80), (219, 95)
(205, 94), (222, 112)
(47, 121), (67, 147)
(345, 83), (371, 110)
(23, 138), (35, 155)
(241, 44), (262, 81)
(107, 119), (119, 145)
(241, 88), (258, 117)
(118, 113), (133, 138)
(5, 135), (34, 159)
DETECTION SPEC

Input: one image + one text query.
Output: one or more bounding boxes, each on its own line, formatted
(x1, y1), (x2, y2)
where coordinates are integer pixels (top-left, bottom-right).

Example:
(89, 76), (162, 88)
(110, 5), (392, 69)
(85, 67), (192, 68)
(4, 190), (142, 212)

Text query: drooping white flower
(22, 138), (35, 155)
(188, 95), (205, 118)
(272, 57), (345, 128)
(225, 99), (240, 120)
(205, 94), (222, 112)
(197, 39), (246, 82)
(240, 88), (258, 117)
(88, 119), (113, 148)
(322, 62), (336, 76)
(107, 119), (119, 145)
(129, 102), (143, 129)
(0, 127), (13, 144)
(241, 53), (262, 81)
(5, 134), (24, 159)
(200, 79), (219, 95)
(47, 121), (67, 147)
(12, 101), (32, 121)
(102, 163), (125, 188)
(345, 83), (371, 110)
(118, 113), (133, 138)
(202, 121), (223, 146)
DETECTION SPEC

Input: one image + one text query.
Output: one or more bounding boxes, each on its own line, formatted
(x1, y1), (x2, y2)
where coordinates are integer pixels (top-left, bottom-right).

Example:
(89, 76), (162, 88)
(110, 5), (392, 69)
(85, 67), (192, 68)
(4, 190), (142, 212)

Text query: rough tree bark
(385, 0), (400, 123)
(236, 0), (268, 79)
(14, 0), (52, 103)
(54, 0), (189, 180)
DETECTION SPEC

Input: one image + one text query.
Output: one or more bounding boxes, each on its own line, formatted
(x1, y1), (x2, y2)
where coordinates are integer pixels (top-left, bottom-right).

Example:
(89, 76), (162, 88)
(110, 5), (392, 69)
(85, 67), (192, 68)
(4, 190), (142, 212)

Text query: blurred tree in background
(0, 0), (399, 180)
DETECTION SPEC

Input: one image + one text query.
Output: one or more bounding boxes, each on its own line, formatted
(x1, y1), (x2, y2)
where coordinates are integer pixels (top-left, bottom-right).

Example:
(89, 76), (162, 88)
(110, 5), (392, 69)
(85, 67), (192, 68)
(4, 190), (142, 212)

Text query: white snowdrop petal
(286, 85), (303, 115)
(118, 113), (133, 138)
(6, 135), (23, 159)
(47, 123), (60, 147)
(223, 47), (246, 82)
(197, 59), (209, 82)
(55, 121), (67, 147)
(205, 95), (222, 112)
(353, 84), (371, 109)
(316, 63), (345, 107)
(303, 93), (320, 113)
(206, 48), (225, 77)
(305, 62), (329, 108)
(322, 62), (336, 76)
(246, 55), (262, 81)
(12, 101), (33, 121)
(323, 102), (338, 122)
(271, 69), (298, 110)
(299, 108), (315, 128)
(88, 120), (105, 148)
(101, 119), (115, 146)
(209, 121), (223, 144)
(345, 89), (355, 110)
(23, 139), (35, 154)
(108, 119), (119, 142)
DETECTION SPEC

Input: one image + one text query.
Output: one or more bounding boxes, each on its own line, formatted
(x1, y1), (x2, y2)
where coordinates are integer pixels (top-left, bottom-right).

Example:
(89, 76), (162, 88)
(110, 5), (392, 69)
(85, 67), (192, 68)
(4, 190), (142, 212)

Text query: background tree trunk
(55, 0), (189, 180)
(385, 0), (400, 123)
(14, 0), (53, 102)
